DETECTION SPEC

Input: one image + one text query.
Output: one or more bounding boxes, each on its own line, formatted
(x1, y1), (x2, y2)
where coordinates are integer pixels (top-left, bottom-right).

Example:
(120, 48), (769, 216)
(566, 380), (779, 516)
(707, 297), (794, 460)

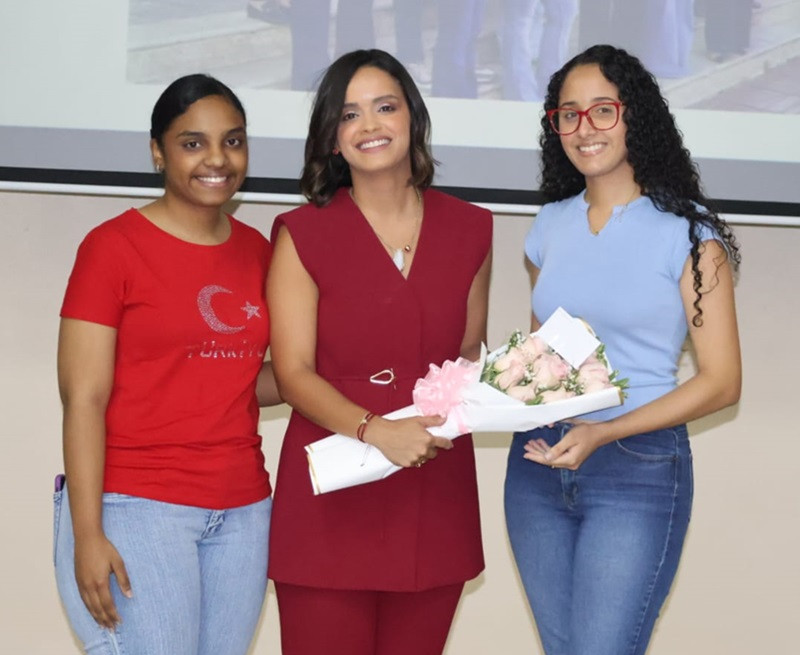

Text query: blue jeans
(505, 424), (693, 655)
(54, 485), (271, 655)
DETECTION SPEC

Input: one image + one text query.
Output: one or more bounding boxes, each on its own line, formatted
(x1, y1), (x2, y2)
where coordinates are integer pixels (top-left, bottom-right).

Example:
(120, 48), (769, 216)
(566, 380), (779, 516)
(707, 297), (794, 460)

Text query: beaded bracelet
(356, 412), (376, 442)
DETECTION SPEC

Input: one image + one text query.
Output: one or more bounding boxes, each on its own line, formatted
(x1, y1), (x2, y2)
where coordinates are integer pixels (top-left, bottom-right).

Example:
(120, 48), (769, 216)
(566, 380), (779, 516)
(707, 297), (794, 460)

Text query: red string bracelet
(356, 412), (376, 442)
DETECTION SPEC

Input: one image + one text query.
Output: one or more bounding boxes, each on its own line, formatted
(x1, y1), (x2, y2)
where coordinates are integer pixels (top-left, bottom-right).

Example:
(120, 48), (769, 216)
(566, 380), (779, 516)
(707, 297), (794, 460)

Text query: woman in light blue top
(505, 44), (742, 655)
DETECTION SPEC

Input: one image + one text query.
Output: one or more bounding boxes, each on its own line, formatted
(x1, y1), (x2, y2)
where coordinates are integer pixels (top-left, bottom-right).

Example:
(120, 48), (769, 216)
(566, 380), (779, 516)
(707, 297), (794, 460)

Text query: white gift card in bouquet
(306, 307), (627, 495)
(536, 306), (600, 368)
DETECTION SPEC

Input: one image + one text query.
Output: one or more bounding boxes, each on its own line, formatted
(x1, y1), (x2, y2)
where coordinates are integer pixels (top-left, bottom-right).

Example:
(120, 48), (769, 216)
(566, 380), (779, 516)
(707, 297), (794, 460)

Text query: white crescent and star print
(197, 284), (261, 334)
(185, 285), (265, 360)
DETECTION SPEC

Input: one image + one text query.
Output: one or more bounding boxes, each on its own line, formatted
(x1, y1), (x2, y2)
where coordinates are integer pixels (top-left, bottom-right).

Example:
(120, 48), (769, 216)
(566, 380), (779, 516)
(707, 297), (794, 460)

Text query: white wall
(2, 190), (798, 653)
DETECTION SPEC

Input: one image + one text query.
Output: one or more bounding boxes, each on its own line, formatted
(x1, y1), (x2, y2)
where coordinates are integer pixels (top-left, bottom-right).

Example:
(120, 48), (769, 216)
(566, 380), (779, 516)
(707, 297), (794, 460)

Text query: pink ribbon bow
(413, 358), (480, 433)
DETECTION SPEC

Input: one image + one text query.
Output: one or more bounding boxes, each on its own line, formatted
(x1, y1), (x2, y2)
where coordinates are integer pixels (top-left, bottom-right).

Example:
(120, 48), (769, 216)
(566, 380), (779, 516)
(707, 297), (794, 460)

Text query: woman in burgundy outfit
(267, 49), (492, 654)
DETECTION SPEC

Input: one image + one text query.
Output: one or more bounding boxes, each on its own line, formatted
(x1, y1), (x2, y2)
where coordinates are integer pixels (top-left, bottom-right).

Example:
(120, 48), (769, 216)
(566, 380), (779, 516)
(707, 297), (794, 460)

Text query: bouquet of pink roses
(306, 308), (627, 494)
(480, 330), (626, 406)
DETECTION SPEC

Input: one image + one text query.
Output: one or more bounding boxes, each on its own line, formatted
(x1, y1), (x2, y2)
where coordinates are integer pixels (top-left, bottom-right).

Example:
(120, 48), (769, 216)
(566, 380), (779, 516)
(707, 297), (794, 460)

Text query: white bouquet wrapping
(306, 308), (627, 494)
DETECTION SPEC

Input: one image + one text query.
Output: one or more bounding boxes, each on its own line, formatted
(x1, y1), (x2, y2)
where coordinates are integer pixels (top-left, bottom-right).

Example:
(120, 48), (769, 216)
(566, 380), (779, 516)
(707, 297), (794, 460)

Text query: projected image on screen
(2, 0), (798, 209)
(127, 0), (800, 113)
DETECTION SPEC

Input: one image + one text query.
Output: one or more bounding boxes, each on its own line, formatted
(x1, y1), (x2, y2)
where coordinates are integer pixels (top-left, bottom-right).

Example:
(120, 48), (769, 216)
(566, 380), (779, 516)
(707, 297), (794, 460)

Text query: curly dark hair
(540, 44), (740, 326)
(299, 49), (436, 206)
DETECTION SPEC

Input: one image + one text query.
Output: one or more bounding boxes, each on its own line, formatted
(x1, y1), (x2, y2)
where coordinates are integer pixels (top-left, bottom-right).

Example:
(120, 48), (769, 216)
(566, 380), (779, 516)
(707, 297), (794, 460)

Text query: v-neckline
(346, 188), (425, 281)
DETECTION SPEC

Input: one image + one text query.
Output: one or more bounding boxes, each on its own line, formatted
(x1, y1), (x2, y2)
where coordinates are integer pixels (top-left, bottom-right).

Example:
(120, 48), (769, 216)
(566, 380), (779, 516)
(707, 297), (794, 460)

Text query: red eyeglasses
(546, 101), (623, 135)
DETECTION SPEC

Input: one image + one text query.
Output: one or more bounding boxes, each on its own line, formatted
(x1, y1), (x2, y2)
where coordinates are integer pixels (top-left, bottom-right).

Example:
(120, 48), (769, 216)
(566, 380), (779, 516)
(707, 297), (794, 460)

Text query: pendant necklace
(351, 188), (423, 272)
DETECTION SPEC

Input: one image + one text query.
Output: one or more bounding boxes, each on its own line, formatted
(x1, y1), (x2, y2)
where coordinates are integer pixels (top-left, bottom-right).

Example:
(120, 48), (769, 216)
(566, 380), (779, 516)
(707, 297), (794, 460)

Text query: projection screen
(1, 0), (799, 217)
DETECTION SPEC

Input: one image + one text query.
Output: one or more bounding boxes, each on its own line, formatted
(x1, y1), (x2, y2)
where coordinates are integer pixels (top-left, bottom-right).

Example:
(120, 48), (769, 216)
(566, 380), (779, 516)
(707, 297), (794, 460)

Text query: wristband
(356, 412), (376, 442)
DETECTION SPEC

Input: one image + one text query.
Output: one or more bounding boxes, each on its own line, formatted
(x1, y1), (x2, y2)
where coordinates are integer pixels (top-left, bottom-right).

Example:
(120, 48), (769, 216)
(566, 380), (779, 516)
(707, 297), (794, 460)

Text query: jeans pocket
(613, 428), (681, 462)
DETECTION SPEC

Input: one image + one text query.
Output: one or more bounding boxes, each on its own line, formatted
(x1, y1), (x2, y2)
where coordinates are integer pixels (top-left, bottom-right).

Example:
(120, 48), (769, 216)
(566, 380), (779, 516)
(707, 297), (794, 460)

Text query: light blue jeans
(505, 423), (693, 655)
(54, 485), (271, 655)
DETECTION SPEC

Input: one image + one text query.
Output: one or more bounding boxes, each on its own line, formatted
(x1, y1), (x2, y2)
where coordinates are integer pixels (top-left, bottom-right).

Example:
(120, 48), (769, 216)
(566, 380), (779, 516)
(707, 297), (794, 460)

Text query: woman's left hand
(523, 421), (607, 471)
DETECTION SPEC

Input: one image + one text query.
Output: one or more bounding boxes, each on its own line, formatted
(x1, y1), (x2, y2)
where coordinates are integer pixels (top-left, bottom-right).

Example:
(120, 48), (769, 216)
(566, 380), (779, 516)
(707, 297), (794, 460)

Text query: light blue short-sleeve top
(526, 191), (719, 421)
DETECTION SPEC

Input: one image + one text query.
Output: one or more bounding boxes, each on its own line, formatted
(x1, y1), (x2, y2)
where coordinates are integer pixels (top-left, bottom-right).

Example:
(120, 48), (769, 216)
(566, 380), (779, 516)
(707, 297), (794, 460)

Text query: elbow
(717, 373), (742, 409)
(722, 382), (741, 408)
(255, 387), (282, 408)
(271, 358), (319, 409)
(272, 369), (304, 409)
(276, 379), (303, 409)
(726, 364), (743, 406)
(459, 340), (484, 363)
(697, 363), (741, 412)
(60, 388), (110, 414)
(255, 363), (283, 407)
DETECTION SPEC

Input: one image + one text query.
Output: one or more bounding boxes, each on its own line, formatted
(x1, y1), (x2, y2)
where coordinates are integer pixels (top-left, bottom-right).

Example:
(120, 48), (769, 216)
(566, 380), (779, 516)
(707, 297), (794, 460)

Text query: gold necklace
(350, 188), (423, 271)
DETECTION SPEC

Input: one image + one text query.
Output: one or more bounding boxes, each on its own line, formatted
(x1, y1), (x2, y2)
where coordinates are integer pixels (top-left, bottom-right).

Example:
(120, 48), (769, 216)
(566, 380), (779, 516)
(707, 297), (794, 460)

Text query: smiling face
(335, 66), (412, 183)
(556, 63), (635, 190)
(151, 94), (248, 211)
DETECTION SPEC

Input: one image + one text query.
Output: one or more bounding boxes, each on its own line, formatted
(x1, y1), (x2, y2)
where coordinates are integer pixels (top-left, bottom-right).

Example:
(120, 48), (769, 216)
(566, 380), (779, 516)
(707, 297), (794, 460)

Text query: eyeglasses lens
(551, 103), (619, 135)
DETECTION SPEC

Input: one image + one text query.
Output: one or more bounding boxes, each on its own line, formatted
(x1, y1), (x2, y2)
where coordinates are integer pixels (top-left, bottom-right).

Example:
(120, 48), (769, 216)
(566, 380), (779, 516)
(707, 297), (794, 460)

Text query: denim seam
(625, 432), (681, 655)
(53, 491), (63, 567)
(104, 627), (124, 655)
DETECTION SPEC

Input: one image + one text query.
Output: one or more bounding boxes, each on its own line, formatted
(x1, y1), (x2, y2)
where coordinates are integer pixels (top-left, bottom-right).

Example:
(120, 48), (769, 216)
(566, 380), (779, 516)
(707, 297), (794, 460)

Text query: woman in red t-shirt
(54, 75), (280, 655)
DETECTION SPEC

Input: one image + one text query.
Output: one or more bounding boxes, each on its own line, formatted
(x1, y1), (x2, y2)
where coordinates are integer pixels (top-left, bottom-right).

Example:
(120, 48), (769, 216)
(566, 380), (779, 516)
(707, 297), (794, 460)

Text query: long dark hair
(540, 45), (740, 326)
(150, 74), (246, 145)
(300, 49), (435, 206)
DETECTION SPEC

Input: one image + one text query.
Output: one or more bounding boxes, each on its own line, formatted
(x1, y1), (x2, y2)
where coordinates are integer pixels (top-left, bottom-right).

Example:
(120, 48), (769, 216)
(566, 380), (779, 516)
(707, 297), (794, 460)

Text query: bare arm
(256, 360), (282, 407)
(603, 239), (741, 434)
(256, 272), (284, 407)
(527, 263), (542, 333)
(58, 318), (132, 628)
(266, 226), (450, 467)
(459, 247), (492, 360)
(526, 240), (741, 469)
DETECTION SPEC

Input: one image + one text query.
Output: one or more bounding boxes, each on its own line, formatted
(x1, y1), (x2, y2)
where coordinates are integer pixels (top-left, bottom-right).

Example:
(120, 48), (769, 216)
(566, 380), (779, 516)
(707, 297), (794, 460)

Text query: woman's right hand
(74, 533), (132, 629)
(366, 415), (452, 467)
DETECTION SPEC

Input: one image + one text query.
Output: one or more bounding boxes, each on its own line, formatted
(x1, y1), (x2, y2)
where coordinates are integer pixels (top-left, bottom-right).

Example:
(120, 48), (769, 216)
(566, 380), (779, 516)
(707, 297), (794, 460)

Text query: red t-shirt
(61, 209), (272, 509)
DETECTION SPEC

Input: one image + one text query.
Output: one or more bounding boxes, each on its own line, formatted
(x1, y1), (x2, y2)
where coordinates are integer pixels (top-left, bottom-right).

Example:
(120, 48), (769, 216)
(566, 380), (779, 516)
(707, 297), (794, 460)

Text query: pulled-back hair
(540, 44), (740, 326)
(150, 74), (246, 145)
(300, 49), (435, 206)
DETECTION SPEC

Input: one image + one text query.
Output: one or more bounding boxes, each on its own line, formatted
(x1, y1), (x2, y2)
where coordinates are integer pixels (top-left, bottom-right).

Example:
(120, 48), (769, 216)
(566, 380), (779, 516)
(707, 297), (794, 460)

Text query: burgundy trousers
(275, 581), (464, 655)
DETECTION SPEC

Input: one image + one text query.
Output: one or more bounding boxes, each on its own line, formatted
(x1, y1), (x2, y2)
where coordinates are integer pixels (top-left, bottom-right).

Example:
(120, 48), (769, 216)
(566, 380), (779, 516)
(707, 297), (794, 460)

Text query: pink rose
(539, 387), (576, 404)
(506, 384), (540, 403)
(531, 353), (571, 389)
(582, 352), (603, 367)
(577, 361), (611, 393)
(492, 348), (526, 373)
(519, 335), (550, 361)
(495, 358), (527, 390)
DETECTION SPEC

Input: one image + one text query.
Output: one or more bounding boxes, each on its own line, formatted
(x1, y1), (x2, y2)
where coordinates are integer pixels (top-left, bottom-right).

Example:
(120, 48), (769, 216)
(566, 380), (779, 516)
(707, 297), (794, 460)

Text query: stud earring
(332, 147), (339, 156)
(155, 163), (164, 173)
